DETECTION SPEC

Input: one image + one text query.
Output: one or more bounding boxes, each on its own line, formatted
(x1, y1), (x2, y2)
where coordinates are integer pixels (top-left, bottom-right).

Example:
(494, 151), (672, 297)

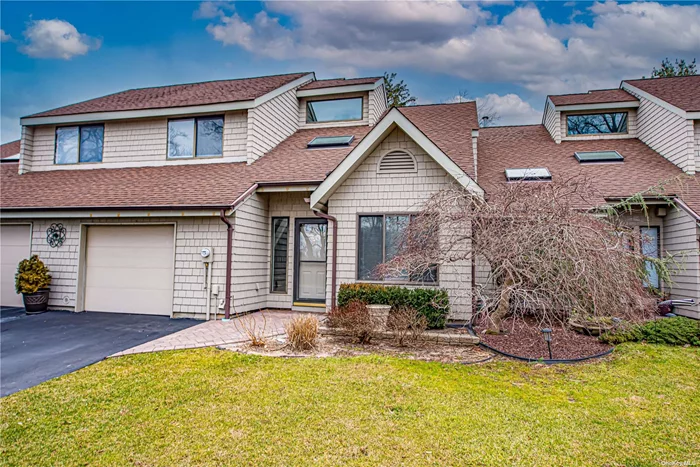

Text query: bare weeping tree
(378, 177), (682, 334)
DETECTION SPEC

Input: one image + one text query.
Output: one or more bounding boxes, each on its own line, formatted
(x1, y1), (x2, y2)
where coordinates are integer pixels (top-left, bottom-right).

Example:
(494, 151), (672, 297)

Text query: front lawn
(2, 345), (699, 466)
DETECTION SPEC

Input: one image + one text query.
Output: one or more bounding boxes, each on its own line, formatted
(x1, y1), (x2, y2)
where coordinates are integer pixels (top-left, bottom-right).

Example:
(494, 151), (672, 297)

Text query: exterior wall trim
(1, 209), (224, 218)
(297, 81), (382, 98)
(553, 101), (639, 112)
(621, 82), (692, 119)
(20, 73), (315, 126)
(310, 108), (483, 208)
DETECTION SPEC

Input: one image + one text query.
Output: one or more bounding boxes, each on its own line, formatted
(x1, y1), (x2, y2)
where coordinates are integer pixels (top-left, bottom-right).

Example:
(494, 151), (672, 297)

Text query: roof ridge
(121, 71), (312, 93)
(399, 101), (476, 109)
(481, 123), (544, 130)
(624, 74), (700, 83)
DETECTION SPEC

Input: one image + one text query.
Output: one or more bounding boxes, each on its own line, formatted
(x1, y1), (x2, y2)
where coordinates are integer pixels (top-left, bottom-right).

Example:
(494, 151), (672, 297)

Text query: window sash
(306, 97), (363, 123)
(357, 214), (438, 283)
(167, 116), (223, 159)
(566, 112), (628, 135)
(270, 217), (289, 293)
(55, 125), (104, 165)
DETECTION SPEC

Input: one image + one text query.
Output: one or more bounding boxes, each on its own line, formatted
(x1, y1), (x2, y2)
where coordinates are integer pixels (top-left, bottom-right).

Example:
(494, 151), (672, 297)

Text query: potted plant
(15, 255), (51, 314)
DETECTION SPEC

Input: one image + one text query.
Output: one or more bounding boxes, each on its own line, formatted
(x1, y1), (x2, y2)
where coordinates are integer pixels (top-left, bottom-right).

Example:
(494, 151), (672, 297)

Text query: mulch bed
(222, 334), (496, 365)
(474, 316), (613, 360)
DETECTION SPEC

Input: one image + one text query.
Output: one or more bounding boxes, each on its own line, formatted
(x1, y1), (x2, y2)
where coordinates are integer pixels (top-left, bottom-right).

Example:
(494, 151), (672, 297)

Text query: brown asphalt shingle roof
(477, 124), (687, 208)
(398, 102), (479, 178)
(0, 126), (371, 210)
(26, 72), (311, 118)
(1, 140), (20, 160)
(298, 77), (381, 91)
(623, 75), (700, 112)
(549, 89), (638, 106)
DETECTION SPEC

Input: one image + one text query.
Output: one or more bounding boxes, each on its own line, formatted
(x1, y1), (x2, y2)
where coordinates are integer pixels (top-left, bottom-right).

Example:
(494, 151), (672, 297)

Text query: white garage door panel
(85, 226), (174, 315)
(1, 225), (31, 307)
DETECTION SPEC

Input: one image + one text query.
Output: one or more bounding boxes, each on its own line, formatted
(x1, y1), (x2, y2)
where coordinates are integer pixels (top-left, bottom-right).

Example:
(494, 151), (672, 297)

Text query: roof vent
(505, 168), (552, 181)
(377, 150), (417, 174)
(574, 151), (624, 163)
(307, 135), (354, 148)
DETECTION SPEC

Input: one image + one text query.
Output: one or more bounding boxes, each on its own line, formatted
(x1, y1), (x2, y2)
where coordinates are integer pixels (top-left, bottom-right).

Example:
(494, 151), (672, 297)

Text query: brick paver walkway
(111, 310), (298, 357)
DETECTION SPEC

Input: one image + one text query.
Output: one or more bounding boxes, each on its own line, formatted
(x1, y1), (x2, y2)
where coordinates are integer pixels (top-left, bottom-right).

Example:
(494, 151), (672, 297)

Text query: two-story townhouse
(1, 72), (699, 321)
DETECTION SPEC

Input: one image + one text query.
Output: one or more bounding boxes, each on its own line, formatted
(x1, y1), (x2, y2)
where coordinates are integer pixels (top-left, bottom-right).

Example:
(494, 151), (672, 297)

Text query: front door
(294, 219), (327, 303)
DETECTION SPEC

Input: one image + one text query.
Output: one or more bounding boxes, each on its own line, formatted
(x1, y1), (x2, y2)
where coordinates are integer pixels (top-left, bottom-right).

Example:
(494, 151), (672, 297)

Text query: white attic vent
(377, 150), (417, 174)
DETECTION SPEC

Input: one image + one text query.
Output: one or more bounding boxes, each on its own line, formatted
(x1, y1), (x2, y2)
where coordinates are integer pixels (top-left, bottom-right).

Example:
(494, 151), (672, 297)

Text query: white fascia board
(541, 98), (554, 125)
(0, 209), (224, 219)
(254, 73), (315, 104)
(686, 112), (700, 120)
(310, 108), (483, 209)
(621, 82), (691, 119)
(256, 184), (319, 193)
(20, 73), (316, 126)
(554, 101), (639, 112)
(296, 81), (381, 98)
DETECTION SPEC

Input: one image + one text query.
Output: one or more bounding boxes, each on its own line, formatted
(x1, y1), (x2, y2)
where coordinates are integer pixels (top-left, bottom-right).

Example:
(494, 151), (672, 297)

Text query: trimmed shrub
(600, 317), (700, 346)
(15, 255), (51, 294)
(337, 283), (449, 329)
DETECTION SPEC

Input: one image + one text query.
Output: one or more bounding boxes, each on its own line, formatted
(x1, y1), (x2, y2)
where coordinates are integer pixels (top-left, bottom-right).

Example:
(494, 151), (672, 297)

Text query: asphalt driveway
(0, 307), (198, 397)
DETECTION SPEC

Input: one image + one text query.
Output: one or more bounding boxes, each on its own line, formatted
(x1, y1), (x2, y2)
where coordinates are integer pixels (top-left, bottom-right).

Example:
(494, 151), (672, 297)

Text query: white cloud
(202, 1), (700, 94)
(475, 93), (541, 126)
(0, 29), (11, 42)
(19, 19), (101, 59)
(194, 1), (235, 19)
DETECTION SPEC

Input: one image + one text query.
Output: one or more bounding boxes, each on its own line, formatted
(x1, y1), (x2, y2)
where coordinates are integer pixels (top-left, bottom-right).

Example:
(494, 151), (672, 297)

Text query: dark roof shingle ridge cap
(481, 123), (544, 130)
(313, 76), (382, 82)
(397, 101), (477, 109)
(624, 75), (700, 84)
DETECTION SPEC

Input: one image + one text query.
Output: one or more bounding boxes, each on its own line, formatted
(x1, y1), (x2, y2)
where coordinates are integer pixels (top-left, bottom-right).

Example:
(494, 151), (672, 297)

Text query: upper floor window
(168, 116), (223, 159)
(307, 97), (363, 123)
(566, 112), (628, 135)
(55, 125), (104, 164)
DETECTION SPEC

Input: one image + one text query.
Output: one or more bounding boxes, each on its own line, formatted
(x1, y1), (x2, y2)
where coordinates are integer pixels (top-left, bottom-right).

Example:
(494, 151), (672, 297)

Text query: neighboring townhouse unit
(1, 72), (699, 320)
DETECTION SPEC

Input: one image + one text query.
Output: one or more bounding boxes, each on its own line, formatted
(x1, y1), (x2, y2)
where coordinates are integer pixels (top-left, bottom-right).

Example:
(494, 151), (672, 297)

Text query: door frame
(293, 217), (328, 303)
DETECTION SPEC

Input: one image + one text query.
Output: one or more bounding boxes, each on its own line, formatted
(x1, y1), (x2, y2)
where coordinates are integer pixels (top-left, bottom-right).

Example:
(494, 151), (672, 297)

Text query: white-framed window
(270, 217), (289, 293)
(566, 112), (628, 135)
(167, 115), (223, 159)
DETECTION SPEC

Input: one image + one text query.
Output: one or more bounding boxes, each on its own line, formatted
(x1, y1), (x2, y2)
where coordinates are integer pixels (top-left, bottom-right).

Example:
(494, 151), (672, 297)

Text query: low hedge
(600, 317), (700, 346)
(337, 283), (449, 329)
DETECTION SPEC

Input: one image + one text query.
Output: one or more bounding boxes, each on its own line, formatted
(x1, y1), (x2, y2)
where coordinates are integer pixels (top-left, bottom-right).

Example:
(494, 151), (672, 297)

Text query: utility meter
(200, 247), (213, 263)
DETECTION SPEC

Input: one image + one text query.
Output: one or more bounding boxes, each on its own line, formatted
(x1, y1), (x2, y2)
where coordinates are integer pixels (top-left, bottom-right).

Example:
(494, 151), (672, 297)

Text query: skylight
(505, 168), (552, 181)
(574, 151), (624, 163)
(307, 135), (354, 148)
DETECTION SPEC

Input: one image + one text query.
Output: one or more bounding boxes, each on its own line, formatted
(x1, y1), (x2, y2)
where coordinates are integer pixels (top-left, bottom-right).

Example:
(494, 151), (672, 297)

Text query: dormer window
(505, 168), (552, 182)
(574, 151), (624, 163)
(307, 135), (354, 148)
(55, 125), (104, 164)
(566, 112), (628, 135)
(306, 97), (362, 123)
(167, 116), (223, 159)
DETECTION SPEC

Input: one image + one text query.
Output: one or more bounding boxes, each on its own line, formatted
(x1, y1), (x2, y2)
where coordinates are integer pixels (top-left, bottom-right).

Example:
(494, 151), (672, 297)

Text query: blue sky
(2, 0), (699, 143)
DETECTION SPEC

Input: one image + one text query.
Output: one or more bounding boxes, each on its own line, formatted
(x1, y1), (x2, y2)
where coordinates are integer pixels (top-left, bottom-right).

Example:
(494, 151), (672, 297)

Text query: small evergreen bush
(600, 317), (700, 346)
(337, 283), (449, 329)
(15, 255), (51, 294)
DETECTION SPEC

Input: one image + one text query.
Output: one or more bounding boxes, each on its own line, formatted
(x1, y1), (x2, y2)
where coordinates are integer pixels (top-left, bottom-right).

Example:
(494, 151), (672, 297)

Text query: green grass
(2, 345), (699, 467)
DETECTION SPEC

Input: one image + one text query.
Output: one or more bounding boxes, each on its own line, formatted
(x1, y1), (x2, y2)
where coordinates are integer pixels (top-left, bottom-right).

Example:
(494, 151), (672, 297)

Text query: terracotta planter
(22, 288), (50, 314)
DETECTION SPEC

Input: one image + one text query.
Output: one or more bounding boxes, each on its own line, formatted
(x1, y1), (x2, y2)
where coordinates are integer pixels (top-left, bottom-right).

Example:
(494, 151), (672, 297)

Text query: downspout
(218, 183), (259, 320)
(219, 209), (234, 320)
(310, 205), (338, 309)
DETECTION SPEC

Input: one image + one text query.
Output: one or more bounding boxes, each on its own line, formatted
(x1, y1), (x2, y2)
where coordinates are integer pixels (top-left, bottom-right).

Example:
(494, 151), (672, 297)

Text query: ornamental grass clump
(15, 255), (51, 294)
(285, 315), (319, 351)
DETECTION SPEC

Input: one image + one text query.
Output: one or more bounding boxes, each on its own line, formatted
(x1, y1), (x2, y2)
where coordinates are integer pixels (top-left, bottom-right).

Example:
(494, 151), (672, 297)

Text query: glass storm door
(641, 226), (660, 289)
(295, 219), (327, 302)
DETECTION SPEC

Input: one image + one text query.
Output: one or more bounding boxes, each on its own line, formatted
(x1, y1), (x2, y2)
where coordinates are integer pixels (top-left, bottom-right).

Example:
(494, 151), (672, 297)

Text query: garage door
(1, 225), (31, 307)
(84, 225), (174, 315)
